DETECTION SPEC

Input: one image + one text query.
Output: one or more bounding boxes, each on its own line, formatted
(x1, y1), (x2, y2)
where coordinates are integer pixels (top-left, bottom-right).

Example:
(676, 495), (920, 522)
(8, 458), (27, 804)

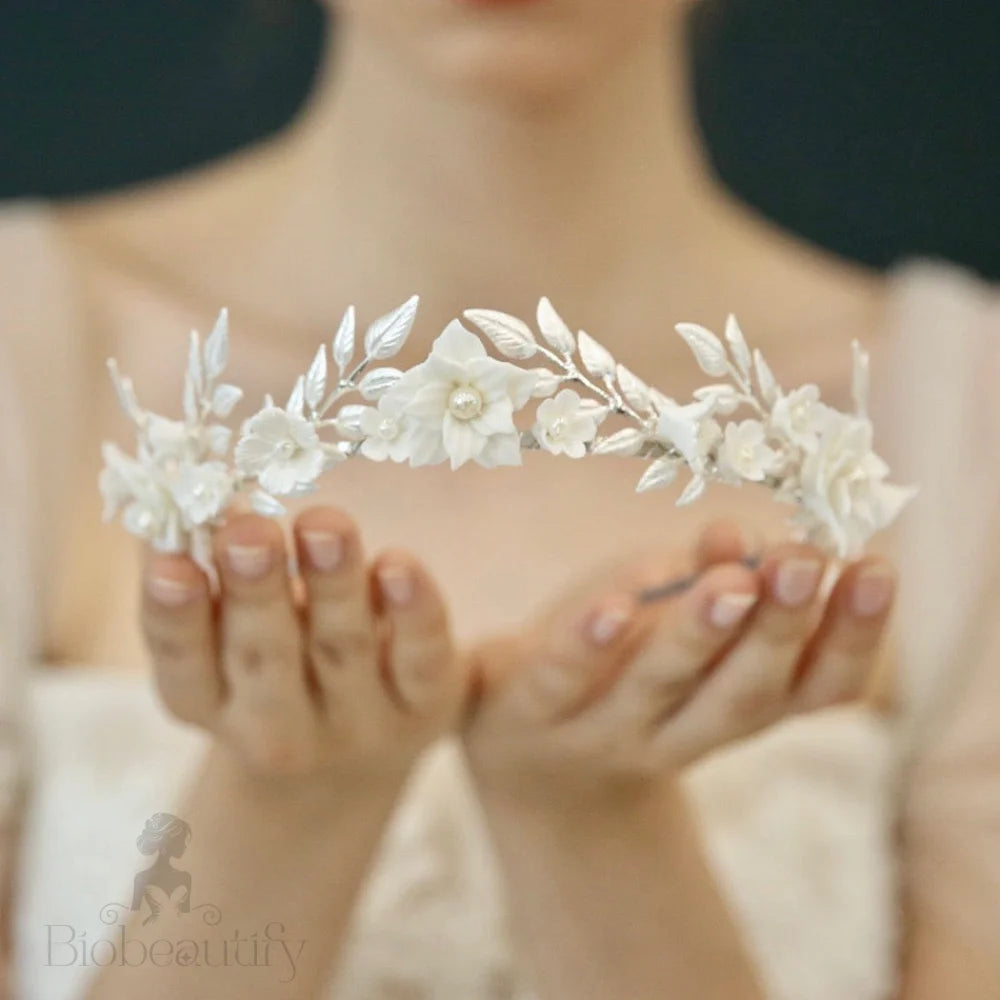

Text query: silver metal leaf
(724, 314), (752, 377)
(675, 323), (728, 377)
(204, 423), (232, 456)
(305, 345), (327, 410)
(463, 309), (538, 360)
(591, 428), (647, 457)
(251, 490), (286, 517)
(753, 348), (781, 406)
(203, 308), (229, 381)
(182, 371), (198, 423)
(365, 295), (419, 361)
(851, 339), (869, 418)
(636, 458), (680, 492)
(106, 359), (143, 424)
(529, 368), (563, 398)
(211, 383), (243, 418)
(359, 367), (403, 401)
(333, 404), (368, 440)
(577, 330), (616, 379)
(615, 363), (653, 412)
(676, 474), (707, 506)
(333, 305), (356, 375)
(187, 330), (203, 396)
(577, 399), (610, 419)
(286, 375), (305, 417)
(536, 297), (576, 355)
(692, 383), (741, 415)
(321, 441), (349, 468)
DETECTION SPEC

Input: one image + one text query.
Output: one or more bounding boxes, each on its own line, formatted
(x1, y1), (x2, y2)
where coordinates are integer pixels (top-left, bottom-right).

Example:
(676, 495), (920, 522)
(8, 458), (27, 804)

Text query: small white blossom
(234, 406), (326, 495)
(389, 320), (537, 470)
(146, 416), (196, 462)
(769, 384), (833, 453)
(718, 419), (782, 483)
(169, 461), (234, 526)
(533, 389), (600, 458)
(653, 397), (716, 471)
(358, 396), (419, 463)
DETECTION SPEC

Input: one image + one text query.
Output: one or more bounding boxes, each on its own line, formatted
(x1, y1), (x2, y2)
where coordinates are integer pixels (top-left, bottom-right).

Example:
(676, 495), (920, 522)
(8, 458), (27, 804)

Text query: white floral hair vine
(100, 296), (918, 579)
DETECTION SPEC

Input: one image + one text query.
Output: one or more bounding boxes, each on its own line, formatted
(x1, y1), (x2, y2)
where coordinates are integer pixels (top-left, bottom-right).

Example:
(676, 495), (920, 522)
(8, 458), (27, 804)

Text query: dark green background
(2, 2), (997, 277)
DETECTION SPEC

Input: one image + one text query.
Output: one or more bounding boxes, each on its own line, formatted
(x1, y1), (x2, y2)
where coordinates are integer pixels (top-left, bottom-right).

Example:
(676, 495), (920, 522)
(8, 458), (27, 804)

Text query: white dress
(1, 203), (998, 1000)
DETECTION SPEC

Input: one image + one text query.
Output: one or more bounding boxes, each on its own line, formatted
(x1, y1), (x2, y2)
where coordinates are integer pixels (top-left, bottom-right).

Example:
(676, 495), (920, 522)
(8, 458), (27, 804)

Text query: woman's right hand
(140, 506), (462, 785)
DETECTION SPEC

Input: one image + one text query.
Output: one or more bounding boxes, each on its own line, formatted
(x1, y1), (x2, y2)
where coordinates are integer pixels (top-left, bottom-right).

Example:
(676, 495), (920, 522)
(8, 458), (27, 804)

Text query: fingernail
(775, 558), (823, 607)
(852, 566), (895, 617)
(584, 599), (634, 647)
(147, 576), (197, 607)
(379, 565), (414, 607)
(226, 544), (272, 580)
(709, 592), (757, 628)
(302, 530), (344, 573)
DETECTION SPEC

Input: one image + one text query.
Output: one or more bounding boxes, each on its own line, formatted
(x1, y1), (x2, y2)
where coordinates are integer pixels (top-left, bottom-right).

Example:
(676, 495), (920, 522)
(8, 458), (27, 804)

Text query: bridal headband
(100, 296), (918, 576)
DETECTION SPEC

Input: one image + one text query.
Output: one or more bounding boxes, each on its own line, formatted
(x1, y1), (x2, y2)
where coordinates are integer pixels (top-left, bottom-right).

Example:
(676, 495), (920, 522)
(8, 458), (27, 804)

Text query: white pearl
(377, 418), (398, 440)
(548, 417), (568, 439)
(447, 386), (484, 421)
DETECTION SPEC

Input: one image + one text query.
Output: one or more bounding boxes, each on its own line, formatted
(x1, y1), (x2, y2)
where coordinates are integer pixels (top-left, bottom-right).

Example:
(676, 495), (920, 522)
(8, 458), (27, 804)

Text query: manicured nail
(302, 530), (344, 573)
(852, 566), (895, 617)
(147, 576), (197, 607)
(584, 599), (634, 647)
(775, 558), (823, 607)
(709, 592), (757, 628)
(379, 565), (414, 607)
(226, 544), (272, 580)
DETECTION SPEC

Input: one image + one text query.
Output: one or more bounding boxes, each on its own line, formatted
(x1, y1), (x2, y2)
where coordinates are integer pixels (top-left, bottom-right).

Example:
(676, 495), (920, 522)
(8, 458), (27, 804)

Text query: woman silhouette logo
(130, 813), (192, 926)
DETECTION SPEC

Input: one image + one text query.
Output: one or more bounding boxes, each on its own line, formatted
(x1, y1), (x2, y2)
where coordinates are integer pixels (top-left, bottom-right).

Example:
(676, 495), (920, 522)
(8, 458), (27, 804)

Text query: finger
(656, 543), (828, 764)
(214, 515), (315, 757)
(294, 507), (381, 706)
(371, 551), (458, 715)
(694, 518), (755, 571)
(593, 560), (761, 730)
(509, 589), (657, 723)
(792, 558), (896, 712)
(141, 551), (221, 726)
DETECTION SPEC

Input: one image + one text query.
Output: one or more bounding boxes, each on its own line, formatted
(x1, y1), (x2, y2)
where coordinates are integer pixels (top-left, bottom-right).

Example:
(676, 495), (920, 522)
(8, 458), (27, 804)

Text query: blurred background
(1, 1), (997, 278)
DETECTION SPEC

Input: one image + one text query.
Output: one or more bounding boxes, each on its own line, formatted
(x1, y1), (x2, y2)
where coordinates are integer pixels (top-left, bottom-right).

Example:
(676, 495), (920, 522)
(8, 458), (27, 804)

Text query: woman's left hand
(463, 518), (897, 796)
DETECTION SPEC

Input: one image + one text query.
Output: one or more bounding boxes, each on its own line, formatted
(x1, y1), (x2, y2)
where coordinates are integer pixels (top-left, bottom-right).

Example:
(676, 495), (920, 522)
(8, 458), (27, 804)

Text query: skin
(87, 510), (895, 1000)
(88, 508), (464, 999)
(1, 0), (982, 997)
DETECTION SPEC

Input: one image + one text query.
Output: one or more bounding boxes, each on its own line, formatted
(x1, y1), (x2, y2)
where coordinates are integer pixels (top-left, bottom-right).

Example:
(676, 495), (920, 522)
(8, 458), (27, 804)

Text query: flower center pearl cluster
(377, 417), (399, 440)
(447, 385), (484, 421)
(547, 416), (568, 440)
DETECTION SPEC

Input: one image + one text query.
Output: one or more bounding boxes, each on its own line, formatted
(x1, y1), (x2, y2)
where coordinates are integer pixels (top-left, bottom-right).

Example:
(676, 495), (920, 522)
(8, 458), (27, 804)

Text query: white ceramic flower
(146, 416), (196, 463)
(358, 396), (424, 463)
(389, 320), (537, 470)
(169, 461), (235, 526)
(533, 389), (600, 458)
(234, 406), (326, 495)
(794, 412), (913, 557)
(718, 418), (782, 483)
(653, 397), (716, 471)
(769, 384), (833, 452)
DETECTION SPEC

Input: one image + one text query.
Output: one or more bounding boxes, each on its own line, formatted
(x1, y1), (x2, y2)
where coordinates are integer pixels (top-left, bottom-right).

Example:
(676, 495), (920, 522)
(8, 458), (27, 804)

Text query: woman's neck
(66, 11), (884, 380)
(287, 13), (724, 294)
